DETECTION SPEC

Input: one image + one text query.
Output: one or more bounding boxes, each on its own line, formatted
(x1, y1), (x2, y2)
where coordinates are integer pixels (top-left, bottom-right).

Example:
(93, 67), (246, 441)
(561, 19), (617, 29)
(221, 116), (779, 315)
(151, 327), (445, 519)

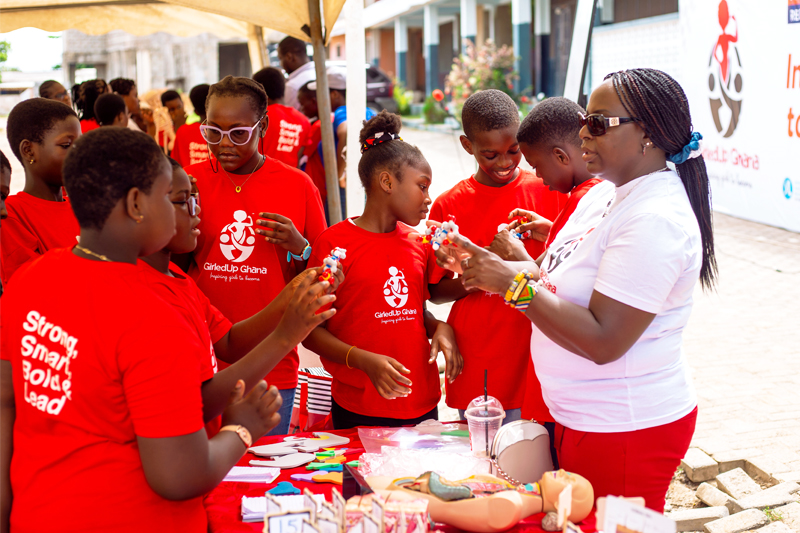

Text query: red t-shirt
(172, 122), (209, 167)
(262, 103), (310, 168)
(80, 118), (99, 133)
(185, 156), (327, 389)
(544, 178), (604, 248)
(303, 119), (327, 203)
(309, 219), (441, 419)
(1, 192), (80, 285)
(137, 260), (232, 436)
(1, 248), (207, 533)
(429, 170), (567, 411)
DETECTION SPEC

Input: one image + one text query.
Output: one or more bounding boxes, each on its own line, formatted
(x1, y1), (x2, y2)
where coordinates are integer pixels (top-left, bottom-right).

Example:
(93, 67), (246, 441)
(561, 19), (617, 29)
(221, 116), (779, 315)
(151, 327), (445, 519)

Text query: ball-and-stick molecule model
(319, 248), (347, 282)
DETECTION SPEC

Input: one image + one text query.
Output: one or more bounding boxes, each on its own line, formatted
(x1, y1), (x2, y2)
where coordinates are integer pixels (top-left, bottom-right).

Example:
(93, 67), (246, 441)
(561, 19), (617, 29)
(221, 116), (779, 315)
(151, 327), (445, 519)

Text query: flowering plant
(445, 39), (519, 124)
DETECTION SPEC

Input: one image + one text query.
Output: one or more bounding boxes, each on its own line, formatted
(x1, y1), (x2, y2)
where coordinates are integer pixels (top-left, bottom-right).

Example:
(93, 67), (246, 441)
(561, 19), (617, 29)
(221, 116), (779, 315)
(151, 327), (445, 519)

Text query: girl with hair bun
(434, 69), (713, 511)
(303, 110), (463, 430)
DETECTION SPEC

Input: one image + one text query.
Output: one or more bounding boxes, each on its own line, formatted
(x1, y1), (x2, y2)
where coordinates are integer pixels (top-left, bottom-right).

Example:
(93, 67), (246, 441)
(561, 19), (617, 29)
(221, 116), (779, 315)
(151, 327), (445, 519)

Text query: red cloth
(80, 118), (99, 133)
(303, 120), (327, 203)
(1, 248), (208, 532)
(544, 178), (604, 248)
(556, 406), (697, 513)
(262, 103), (311, 167)
(204, 428), (598, 533)
(138, 260), (233, 436)
(185, 156), (327, 389)
(308, 219), (440, 419)
(428, 171), (567, 411)
(173, 122), (210, 167)
(1, 192), (80, 285)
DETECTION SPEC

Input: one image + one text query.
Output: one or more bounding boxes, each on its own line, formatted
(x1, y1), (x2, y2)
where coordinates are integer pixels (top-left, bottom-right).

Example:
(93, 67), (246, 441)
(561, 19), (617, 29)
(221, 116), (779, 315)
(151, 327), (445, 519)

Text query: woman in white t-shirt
(434, 69), (716, 512)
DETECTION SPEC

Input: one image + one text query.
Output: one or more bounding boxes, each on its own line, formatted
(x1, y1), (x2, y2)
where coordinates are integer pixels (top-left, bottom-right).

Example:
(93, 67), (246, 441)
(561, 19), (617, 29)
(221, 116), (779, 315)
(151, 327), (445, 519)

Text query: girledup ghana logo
(383, 266), (409, 308)
(708, 0), (743, 138)
(219, 210), (256, 263)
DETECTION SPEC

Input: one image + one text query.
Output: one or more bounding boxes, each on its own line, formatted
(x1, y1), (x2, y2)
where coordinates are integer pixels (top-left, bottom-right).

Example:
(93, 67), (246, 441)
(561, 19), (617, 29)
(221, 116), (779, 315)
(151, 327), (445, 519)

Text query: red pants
(555, 407), (697, 512)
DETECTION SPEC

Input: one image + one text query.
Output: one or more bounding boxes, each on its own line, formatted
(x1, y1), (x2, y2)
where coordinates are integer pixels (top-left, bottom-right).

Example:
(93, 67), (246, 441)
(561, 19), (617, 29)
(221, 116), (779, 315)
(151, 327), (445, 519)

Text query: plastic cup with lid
(464, 395), (505, 457)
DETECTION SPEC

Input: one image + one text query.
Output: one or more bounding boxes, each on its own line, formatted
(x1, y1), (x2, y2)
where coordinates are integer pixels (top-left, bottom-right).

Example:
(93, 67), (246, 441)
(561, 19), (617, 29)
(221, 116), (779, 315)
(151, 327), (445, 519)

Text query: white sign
(680, 0), (800, 231)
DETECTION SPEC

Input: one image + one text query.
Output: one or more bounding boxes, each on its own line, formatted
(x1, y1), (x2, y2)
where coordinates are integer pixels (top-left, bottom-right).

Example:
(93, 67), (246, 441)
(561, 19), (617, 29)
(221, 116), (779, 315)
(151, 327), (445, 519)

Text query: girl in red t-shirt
(1, 98), (82, 285)
(140, 160), (339, 435)
(1, 127), (283, 532)
(304, 111), (463, 430)
(178, 76), (327, 436)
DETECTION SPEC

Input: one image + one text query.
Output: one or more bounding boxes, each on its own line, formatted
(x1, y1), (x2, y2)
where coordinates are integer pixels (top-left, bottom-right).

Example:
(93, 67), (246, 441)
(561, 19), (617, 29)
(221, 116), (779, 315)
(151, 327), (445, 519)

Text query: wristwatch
(219, 424), (252, 447)
(287, 239), (312, 262)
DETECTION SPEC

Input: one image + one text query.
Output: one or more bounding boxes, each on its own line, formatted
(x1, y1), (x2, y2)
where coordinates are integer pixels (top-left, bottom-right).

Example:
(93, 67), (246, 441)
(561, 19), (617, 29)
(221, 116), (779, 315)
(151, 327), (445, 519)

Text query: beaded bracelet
(513, 283), (538, 312)
(504, 270), (529, 305)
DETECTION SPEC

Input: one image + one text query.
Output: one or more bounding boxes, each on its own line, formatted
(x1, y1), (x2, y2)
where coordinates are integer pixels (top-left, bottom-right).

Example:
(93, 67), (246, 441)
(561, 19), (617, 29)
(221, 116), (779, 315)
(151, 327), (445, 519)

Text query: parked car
(327, 61), (398, 114)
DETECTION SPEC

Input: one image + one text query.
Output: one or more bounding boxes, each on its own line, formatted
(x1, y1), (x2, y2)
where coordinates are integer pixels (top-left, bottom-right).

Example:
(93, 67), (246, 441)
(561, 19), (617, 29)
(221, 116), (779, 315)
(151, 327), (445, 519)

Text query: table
(204, 429), (598, 533)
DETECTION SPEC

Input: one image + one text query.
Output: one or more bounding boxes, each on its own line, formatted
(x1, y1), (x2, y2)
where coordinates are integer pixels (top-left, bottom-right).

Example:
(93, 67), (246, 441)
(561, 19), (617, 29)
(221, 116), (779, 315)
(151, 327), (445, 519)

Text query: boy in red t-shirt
(180, 76), (327, 436)
(172, 84), (211, 167)
(304, 111), (462, 430)
(1, 98), (82, 286)
(140, 159), (339, 436)
(0, 128), (282, 533)
(253, 67), (311, 168)
(428, 90), (567, 425)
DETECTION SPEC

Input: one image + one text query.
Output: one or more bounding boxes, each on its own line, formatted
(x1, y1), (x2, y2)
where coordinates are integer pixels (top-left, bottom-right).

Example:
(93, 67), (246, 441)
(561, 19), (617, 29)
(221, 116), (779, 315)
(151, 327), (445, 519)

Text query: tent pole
(309, 0), (342, 224)
(345, 0), (367, 219)
(247, 24), (266, 73)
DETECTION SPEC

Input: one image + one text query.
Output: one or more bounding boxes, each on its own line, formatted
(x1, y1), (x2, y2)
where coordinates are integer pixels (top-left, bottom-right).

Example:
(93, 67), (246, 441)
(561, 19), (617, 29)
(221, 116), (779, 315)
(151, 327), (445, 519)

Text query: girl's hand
(435, 232), (518, 295)
(507, 209), (552, 243)
(354, 350), (412, 399)
(221, 380), (283, 440)
(276, 270), (336, 346)
(488, 229), (532, 262)
(412, 220), (473, 274)
(256, 213), (308, 256)
(288, 266), (344, 295)
(429, 322), (463, 384)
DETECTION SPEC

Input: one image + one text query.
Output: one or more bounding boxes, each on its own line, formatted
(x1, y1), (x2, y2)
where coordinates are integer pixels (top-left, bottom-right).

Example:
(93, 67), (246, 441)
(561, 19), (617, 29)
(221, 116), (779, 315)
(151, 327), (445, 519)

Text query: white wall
(589, 13), (682, 92)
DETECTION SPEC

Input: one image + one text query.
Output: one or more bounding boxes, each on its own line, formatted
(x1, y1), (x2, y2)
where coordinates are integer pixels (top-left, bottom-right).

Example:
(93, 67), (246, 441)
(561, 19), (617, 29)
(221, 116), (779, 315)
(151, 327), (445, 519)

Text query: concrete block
(668, 506), (729, 532)
(703, 509), (769, 533)
(717, 468), (763, 500)
(747, 458), (789, 483)
(737, 483), (800, 511)
(748, 522), (794, 533)
(776, 472), (800, 484)
(697, 482), (743, 514)
(773, 502), (800, 533)
(712, 451), (748, 474)
(684, 448), (721, 482)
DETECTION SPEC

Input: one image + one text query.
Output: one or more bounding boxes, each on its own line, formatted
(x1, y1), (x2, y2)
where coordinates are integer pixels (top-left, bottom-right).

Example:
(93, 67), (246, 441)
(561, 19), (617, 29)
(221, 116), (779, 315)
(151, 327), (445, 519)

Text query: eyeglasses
(579, 113), (639, 136)
(172, 194), (200, 216)
(199, 116), (265, 146)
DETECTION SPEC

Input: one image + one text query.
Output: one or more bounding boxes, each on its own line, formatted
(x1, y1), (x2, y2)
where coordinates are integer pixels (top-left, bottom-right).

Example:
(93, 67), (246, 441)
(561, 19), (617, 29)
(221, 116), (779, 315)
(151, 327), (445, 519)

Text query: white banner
(680, 0), (800, 232)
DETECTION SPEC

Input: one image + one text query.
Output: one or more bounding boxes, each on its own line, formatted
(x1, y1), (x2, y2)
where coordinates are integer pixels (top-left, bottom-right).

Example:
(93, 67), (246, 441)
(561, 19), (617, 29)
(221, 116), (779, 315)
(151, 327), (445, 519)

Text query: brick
(712, 451), (749, 474)
(668, 506), (729, 532)
(776, 472), (800, 484)
(747, 522), (794, 533)
(684, 448), (721, 482)
(697, 482), (743, 514)
(703, 509), (769, 533)
(737, 483), (800, 511)
(717, 468), (763, 500)
(747, 457), (792, 482)
(773, 502), (800, 533)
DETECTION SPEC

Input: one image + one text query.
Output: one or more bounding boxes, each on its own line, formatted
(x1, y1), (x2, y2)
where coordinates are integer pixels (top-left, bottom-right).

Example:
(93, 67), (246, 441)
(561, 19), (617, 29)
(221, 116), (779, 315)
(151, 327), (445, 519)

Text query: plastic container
(464, 395), (505, 457)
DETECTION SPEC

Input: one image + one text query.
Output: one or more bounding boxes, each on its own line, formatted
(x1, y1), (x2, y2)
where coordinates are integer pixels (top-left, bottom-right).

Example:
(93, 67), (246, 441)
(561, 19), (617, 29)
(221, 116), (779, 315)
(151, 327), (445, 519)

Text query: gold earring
(29, 159), (34, 164)
(136, 216), (143, 224)
(642, 142), (652, 156)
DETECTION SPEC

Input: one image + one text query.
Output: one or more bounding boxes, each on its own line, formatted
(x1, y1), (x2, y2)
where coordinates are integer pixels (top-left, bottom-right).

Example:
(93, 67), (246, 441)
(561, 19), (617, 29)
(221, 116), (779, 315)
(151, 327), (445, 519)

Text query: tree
(0, 41), (10, 83)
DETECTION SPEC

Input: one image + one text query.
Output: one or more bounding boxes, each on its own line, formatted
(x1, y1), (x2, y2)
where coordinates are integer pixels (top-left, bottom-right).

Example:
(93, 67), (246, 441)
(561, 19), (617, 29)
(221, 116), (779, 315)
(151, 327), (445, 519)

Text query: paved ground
(2, 119), (797, 460)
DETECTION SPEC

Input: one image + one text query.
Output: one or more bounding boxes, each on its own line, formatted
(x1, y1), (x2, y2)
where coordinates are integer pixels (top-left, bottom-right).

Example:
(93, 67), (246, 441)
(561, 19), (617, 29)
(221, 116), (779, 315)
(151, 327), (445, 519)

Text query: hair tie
(668, 132), (703, 165)
(360, 131), (402, 154)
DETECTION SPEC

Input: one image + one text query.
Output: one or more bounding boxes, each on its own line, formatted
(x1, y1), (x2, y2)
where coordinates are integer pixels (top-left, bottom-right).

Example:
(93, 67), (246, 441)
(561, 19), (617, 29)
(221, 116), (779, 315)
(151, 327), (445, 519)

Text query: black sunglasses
(579, 113), (639, 136)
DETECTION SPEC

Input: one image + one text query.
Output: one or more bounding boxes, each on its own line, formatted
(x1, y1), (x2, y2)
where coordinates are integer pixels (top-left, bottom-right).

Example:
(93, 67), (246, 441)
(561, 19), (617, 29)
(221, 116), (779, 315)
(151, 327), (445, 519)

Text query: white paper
(602, 496), (676, 533)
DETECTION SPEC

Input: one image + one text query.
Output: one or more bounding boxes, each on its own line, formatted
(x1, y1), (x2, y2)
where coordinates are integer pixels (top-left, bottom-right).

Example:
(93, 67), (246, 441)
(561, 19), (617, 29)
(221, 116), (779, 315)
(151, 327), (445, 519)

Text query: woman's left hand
(429, 322), (463, 384)
(256, 212), (307, 255)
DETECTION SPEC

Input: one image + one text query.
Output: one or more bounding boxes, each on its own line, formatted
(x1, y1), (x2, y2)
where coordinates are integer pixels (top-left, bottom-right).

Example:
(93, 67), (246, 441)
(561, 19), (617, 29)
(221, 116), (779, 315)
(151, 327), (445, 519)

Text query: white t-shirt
(533, 170), (700, 433)
(285, 62), (317, 111)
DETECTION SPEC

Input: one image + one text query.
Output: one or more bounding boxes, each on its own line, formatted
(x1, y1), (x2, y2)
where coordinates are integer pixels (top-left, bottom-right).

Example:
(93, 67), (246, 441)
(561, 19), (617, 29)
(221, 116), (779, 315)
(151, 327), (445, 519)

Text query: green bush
(393, 81), (413, 116)
(423, 96), (447, 124)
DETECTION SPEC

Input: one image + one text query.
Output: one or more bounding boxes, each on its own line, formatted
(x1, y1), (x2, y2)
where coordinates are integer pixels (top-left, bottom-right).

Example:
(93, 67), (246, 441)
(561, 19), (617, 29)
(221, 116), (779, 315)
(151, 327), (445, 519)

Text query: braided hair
(605, 68), (717, 290)
(74, 79), (108, 121)
(358, 110), (425, 194)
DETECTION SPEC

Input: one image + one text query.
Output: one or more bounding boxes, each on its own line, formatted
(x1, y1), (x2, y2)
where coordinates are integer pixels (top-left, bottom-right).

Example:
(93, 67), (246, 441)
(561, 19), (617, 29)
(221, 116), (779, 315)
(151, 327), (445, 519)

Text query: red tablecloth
(205, 429), (597, 533)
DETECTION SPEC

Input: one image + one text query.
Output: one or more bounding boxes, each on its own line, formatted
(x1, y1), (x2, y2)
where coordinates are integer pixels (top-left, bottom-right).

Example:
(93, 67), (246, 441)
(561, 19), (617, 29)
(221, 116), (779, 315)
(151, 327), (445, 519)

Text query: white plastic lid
(464, 395), (505, 420)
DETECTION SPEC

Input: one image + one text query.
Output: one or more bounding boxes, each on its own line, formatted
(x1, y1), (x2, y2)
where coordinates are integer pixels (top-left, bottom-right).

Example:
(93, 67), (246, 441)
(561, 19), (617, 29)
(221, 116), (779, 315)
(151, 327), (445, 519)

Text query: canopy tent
(0, 0), (354, 223)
